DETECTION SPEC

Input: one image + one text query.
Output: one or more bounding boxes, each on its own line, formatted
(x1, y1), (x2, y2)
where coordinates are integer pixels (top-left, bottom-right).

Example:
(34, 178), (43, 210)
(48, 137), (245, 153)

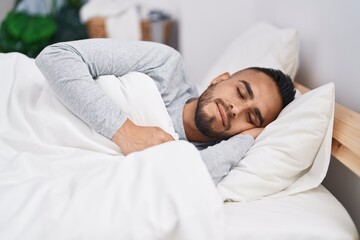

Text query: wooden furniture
(86, 17), (173, 44)
(140, 19), (172, 43)
(294, 82), (360, 177)
(86, 17), (107, 38)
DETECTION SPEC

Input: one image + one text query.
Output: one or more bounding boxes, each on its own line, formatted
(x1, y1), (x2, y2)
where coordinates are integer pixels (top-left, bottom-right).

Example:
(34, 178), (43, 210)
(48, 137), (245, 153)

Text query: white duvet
(0, 53), (224, 240)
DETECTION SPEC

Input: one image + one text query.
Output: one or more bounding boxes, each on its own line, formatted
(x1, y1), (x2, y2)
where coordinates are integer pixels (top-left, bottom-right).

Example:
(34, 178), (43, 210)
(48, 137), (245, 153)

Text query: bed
(0, 23), (359, 239)
(224, 185), (357, 239)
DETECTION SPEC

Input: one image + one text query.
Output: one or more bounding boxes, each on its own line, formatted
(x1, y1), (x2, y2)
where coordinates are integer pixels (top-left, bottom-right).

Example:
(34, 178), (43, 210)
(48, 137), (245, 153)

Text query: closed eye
(255, 108), (264, 127)
(237, 87), (244, 99)
(247, 112), (254, 125)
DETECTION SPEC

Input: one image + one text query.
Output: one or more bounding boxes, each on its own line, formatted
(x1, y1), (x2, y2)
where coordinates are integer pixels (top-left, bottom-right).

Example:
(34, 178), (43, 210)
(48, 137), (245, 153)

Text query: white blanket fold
(0, 53), (223, 240)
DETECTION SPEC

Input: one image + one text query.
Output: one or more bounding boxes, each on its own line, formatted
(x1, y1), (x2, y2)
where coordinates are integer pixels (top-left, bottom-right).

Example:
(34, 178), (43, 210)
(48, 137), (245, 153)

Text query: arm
(200, 134), (255, 184)
(36, 39), (186, 153)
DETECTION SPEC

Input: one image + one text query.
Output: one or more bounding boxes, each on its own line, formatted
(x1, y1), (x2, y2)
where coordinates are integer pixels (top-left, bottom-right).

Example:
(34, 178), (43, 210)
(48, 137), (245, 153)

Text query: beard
(195, 86), (232, 140)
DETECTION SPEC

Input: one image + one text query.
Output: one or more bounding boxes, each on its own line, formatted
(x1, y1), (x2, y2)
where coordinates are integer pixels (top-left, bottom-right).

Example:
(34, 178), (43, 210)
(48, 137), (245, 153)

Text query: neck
(182, 99), (215, 142)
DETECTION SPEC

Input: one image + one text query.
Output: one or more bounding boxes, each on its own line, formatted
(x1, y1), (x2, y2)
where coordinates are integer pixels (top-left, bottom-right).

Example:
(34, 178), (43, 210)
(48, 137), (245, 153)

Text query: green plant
(0, 0), (88, 58)
(0, 11), (56, 57)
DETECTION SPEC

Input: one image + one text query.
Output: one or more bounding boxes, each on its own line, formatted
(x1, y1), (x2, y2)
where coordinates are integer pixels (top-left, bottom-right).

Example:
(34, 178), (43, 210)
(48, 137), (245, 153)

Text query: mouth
(216, 102), (226, 127)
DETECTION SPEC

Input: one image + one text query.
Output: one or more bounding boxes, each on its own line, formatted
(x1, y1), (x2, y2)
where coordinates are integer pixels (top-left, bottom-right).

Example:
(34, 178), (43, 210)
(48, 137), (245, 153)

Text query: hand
(241, 127), (264, 139)
(112, 119), (175, 155)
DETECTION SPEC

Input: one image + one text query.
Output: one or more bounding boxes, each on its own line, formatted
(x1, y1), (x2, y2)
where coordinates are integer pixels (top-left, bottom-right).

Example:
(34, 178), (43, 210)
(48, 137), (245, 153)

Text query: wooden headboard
(294, 82), (360, 177)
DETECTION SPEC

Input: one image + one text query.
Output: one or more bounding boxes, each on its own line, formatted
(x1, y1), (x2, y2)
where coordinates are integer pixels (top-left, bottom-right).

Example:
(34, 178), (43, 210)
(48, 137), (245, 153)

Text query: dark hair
(246, 67), (295, 108)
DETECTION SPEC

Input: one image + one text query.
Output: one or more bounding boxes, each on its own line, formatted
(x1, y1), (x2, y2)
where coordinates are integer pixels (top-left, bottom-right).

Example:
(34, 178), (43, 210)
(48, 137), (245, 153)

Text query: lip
(216, 102), (226, 127)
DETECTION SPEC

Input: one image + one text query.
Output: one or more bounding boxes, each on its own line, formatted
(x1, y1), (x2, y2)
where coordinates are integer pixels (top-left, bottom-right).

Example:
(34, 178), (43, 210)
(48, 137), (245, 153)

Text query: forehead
(230, 69), (282, 124)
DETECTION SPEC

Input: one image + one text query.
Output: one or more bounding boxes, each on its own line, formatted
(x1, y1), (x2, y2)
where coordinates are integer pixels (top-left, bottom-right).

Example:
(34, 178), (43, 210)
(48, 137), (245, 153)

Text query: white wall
(180, 0), (360, 113)
(0, 0), (15, 22)
(180, 0), (360, 232)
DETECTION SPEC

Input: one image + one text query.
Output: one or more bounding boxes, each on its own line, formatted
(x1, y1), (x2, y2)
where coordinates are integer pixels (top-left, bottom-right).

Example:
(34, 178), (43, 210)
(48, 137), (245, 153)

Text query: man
(36, 39), (295, 183)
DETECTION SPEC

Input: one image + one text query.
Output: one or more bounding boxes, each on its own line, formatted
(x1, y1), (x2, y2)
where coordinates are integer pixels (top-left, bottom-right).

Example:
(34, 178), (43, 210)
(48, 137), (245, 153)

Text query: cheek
(212, 84), (232, 98)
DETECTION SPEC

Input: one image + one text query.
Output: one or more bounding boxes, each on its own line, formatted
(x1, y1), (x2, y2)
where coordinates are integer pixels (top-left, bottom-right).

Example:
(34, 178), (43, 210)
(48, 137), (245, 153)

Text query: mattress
(224, 185), (358, 240)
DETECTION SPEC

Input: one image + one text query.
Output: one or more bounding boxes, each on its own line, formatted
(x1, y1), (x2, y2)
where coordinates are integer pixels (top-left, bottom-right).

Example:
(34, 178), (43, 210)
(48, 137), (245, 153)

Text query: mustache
(214, 98), (232, 131)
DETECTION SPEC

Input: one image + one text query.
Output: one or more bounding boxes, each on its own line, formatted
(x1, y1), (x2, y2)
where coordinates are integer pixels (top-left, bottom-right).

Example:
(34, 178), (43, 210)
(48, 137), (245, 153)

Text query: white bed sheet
(224, 185), (358, 240)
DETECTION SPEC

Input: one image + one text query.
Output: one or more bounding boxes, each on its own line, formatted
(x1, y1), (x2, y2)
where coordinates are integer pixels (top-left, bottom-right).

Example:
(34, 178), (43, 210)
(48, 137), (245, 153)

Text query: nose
(229, 102), (248, 118)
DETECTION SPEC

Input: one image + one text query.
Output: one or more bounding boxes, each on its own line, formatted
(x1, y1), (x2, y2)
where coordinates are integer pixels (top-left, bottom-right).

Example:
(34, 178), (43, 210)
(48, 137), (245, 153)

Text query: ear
(209, 72), (231, 86)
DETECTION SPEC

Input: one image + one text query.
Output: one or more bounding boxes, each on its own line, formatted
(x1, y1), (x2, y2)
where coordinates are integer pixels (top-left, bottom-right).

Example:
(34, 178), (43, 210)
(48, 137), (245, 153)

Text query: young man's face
(195, 70), (283, 140)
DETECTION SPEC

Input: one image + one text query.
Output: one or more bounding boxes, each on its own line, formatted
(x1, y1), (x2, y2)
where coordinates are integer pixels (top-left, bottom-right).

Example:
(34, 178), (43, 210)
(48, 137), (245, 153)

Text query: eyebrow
(239, 80), (264, 126)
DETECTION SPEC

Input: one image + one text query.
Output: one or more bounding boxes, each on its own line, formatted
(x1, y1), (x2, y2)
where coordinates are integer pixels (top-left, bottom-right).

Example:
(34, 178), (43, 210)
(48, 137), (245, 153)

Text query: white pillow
(198, 22), (299, 94)
(201, 23), (334, 201)
(218, 83), (335, 201)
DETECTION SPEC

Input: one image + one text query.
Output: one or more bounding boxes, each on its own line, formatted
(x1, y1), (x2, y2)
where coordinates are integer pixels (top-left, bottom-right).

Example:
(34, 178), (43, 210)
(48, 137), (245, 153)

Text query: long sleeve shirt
(35, 39), (254, 183)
